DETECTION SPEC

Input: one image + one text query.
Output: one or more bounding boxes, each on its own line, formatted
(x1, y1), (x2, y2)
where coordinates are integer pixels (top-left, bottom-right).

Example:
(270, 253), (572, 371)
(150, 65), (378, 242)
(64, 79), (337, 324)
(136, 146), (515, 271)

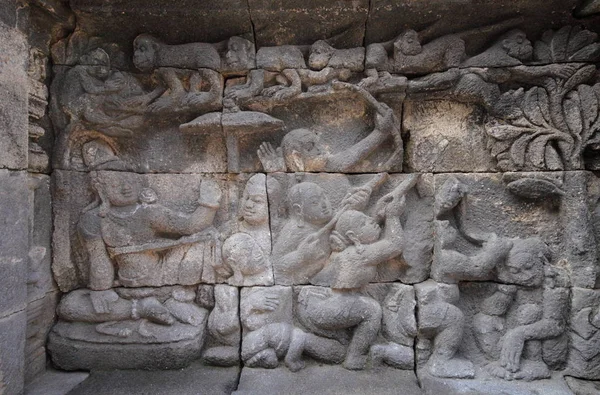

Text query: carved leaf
(523, 87), (550, 127)
(528, 133), (567, 169)
(490, 140), (512, 157)
(579, 84), (600, 131)
(510, 132), (541, 168)
(529, 134), (554, 168)
(506, 178), (565, 199)
(534, 26), (600, 62)
(564, 91), (583, 136)
(563, 65), (597, 93)
(550, 26), (571, 62)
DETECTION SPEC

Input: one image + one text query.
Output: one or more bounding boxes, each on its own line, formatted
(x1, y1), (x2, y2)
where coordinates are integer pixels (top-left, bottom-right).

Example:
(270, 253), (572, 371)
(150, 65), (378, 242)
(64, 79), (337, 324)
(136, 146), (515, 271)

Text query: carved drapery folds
(47, 23), (600, 393)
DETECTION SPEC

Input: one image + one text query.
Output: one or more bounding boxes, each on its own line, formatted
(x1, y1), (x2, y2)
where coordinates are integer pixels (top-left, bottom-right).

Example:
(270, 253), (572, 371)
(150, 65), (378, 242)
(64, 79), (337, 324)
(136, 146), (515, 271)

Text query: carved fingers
(257, 142), (286, 172)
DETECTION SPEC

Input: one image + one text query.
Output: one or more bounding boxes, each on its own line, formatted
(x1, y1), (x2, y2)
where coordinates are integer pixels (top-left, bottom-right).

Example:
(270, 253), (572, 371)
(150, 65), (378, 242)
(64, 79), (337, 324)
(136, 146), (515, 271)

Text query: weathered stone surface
(248, 0), (369, 48)
(235, 365), (421, 395)
(568, 288), (600, 379)
(69, 0), (253, 55)
(25, 291), (59, 383)
(0, 311), (26, 395)
(420, 370), (573, 395)
(0, 24), (28, 170)
(0, 170), (29, 318)
(68, 364), (239, 395)
(24, 366), (88, 395)
(403, 100), (495, 172)
(17, 2), (600, 392)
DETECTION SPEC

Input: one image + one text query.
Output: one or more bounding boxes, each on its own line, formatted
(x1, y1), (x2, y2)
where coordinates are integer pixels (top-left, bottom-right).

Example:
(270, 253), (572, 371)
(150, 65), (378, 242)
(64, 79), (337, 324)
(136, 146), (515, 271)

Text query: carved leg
(428, 305), (474, 378)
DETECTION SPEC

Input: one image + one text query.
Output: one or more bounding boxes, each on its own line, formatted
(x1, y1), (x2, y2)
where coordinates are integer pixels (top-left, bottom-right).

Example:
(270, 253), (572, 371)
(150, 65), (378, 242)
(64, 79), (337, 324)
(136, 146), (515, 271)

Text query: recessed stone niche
(6, 1), (600, 394)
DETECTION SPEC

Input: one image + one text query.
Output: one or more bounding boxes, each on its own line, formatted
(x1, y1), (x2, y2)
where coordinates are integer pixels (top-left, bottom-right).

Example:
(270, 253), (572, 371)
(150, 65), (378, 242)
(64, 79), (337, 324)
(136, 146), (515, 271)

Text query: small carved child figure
(241, 322), (346, 372)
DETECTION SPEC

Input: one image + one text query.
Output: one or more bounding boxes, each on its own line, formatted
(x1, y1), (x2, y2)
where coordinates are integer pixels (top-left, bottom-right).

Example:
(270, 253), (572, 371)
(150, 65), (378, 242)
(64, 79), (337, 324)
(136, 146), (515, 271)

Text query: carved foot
(246, 349), (279, 369)
(138, 297), (175, 325)
(343, 354), (367, 370)
(284, 355), (306, 372)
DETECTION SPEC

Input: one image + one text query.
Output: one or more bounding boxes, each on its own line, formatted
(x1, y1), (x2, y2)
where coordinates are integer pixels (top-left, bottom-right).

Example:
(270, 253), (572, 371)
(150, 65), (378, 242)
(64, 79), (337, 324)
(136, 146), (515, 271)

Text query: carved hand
(250, 291), (280, 312)
(257, 142), (286, 172)
(340, 187), (371, 211)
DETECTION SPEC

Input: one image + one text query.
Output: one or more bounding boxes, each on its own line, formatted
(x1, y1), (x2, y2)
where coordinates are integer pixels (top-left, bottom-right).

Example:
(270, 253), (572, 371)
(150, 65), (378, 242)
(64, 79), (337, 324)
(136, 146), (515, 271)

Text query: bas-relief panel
(46, 21), (600, 393)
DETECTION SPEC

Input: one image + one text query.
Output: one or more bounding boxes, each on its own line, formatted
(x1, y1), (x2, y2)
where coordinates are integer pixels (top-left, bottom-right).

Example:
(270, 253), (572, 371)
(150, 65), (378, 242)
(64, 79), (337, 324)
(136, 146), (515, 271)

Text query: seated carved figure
(416, 280), (474, 379)
(78, 172), (222, 301)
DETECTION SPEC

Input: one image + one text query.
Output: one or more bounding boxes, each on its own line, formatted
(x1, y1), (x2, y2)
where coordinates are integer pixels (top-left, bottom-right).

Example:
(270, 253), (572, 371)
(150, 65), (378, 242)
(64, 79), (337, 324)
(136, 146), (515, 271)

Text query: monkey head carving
(133, 34), (160, 72)
(500, 29), (533, 62)
(395, 30), (423, 56)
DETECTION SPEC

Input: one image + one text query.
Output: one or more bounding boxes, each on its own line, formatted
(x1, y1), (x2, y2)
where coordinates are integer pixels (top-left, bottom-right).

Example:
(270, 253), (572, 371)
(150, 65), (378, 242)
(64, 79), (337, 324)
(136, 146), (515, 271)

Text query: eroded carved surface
(42, 19), (600, 393)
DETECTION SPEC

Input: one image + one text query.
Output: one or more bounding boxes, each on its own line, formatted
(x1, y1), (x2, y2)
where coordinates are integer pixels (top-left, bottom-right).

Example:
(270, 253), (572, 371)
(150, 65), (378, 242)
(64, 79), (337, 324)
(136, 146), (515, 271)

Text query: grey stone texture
(0, 311), (27, 395)
(8, 0), (600, 393)
(0, 24), (28, 170)
(234, 365), (421, 395)
(68, 364), (239, 395)
(0, 170), (30, 318)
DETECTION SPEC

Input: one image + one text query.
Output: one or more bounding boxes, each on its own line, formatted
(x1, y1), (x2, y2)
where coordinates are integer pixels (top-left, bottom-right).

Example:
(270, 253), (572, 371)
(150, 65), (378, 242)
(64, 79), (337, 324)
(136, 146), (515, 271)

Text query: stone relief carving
(45, 22), (600, 392)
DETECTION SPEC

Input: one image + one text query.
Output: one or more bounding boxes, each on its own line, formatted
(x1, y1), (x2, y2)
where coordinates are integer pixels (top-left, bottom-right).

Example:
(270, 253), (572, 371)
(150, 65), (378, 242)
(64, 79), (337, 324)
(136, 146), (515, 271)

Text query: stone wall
(5, 1), (600, 394)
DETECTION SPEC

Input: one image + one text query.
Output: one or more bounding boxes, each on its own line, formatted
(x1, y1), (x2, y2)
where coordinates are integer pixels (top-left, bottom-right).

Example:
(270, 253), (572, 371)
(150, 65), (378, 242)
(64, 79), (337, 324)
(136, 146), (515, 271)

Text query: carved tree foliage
(486, 65), (600, 171)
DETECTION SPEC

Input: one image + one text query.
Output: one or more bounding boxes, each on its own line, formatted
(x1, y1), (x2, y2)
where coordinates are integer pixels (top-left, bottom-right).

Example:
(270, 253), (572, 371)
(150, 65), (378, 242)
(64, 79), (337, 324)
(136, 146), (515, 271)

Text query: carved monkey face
(501, 248), (544, 287)
(224, 37), (251, 70)
(396, 30), (422, 56)
(133, 35), (158, 72)
(309, 40), (334, 70)
(502, 30), (533, 61)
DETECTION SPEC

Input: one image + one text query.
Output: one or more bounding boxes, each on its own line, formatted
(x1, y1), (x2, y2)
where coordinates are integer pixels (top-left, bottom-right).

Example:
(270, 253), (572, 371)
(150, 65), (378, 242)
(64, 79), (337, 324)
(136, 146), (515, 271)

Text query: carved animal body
(366, 30), (466, 75)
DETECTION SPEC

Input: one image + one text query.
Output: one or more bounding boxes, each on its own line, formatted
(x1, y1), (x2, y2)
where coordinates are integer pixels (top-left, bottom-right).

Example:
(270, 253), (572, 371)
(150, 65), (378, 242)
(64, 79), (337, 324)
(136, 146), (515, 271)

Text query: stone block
(68, 364), (238, 395)
(50, 65), (226, 173)
(247, 0), (369, 48)
(568, 288), (600, 379)
(0, 311), (26, 395)
(0, 170), (29, 318)
(25, 368), (89, 395)
(234, 365), (421, 395)
(25, 291), (59, 383)
(0, 24), (28, 170)
(236, 89), (403, 173)
(28, 174), (56, 303)
(403, 100), (496, 173)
